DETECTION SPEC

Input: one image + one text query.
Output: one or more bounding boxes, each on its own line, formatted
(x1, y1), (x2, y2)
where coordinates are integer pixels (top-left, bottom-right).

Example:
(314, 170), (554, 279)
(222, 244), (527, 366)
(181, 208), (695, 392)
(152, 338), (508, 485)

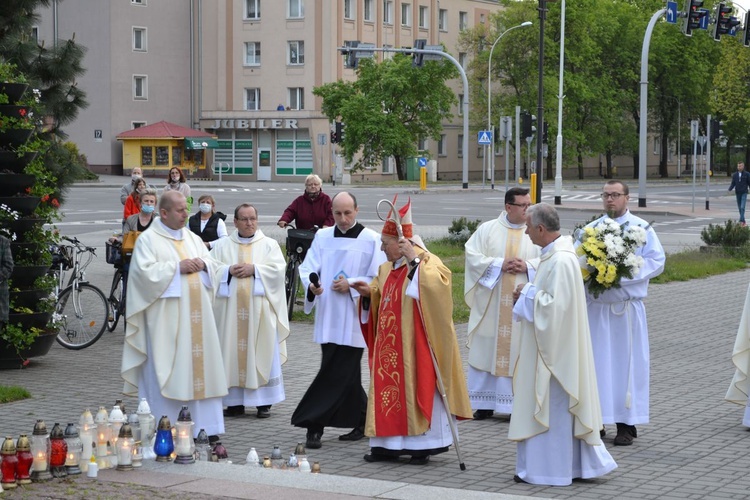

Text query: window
(653, 138), (660, 155)
(458, 94), (464, 116)
(288, 41), (304, 65)
(480, 14), (486, 25)
(364, 0), (373, 21)
(131, 0), (145, 4)
(438, 9), (447, 31)
(417, 138), (427, 151)
(438, 134), (446, 156)
(384, 1), (393, 24)
(401, 3), (411, 27)
(288, 87), (304, 110)
(30, 26), (38, 42)
(383, 44), (393, 60)
(459, 52), (467, 69)
(458, 134), (464, 157)
(246, 0), (260, 19)
(133, 75), (147, 100)
(132, 121), (146, 129)
(288, 0), (303, 18)
(133, 27), (147, 51)
(244, 42), (261, 65)
(382, 156), (393, 174)
(459, 11), (468, 31)
(344, 0), (354, 19)
(245, 88), (261, 110)
(418, 6), (428, 28)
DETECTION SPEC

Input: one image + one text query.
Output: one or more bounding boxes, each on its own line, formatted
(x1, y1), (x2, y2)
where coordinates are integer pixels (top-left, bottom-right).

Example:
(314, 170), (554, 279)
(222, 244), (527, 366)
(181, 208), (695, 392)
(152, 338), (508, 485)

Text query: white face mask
(132, 174), (140, 181)
(199, 203), (212, 214)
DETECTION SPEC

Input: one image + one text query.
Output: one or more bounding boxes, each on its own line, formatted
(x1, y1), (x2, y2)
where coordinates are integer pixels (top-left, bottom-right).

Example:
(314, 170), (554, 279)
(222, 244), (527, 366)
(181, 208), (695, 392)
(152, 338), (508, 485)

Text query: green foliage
(700, 220), (750, 247)
(0, 323), (42, 355)
(0, 385), (31, 404)
(313, 53), (458, 180)
(651, 249), (749, 283)
(447, 217), (482, 244)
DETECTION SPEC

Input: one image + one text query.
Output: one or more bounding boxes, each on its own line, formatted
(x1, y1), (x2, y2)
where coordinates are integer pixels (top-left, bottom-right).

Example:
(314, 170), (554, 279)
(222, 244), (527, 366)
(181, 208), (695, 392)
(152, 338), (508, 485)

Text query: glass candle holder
(49, 423), (68, 478)
(30, 420), (52, 482)
(153, 416), (174, 462)
(15, 435), (33, 485)
(1, 436), (18, 490)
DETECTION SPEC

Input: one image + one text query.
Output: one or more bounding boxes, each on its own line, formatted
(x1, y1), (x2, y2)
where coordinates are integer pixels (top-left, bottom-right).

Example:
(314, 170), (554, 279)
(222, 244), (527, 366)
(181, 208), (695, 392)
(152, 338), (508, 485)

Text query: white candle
(33, 451), (47, 471)
(118, 442), (131, 466)
(175, 437), (191, 456)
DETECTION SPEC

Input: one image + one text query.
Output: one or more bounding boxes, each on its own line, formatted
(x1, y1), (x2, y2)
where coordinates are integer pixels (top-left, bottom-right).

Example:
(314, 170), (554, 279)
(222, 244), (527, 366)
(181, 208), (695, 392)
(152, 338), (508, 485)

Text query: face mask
(141, 205), (155, 214)
(199, 203), (212, 214)
(132, 174), (140, 181)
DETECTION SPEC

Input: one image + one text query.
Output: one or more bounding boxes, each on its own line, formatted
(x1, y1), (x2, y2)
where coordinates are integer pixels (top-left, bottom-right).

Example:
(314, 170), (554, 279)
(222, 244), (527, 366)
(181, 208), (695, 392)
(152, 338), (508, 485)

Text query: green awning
(185, 137), (220, 149)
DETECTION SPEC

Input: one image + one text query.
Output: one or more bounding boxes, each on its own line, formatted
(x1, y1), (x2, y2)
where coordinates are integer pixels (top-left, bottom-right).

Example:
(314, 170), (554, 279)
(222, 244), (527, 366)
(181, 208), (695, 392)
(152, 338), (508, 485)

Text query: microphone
(309, 272), (320, 288)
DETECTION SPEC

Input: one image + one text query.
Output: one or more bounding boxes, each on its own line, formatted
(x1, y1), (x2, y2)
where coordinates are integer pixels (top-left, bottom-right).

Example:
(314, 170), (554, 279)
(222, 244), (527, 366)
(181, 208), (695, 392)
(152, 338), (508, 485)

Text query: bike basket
(105, 241), (123, 265)
(50, 244), (73, 270)
(286, 228), (316, 257)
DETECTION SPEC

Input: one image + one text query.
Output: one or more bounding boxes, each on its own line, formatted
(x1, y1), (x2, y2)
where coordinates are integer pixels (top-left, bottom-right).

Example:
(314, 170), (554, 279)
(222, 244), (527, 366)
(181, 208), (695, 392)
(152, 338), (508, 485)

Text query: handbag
(121, 230), (142, 256)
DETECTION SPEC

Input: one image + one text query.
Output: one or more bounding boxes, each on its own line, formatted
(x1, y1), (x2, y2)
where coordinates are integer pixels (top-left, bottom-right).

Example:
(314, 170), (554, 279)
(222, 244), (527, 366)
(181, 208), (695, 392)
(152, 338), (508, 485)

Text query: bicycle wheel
(107, 269), (123, 332)
(287, 261), (300, 320)
(56, 283), (109, 350)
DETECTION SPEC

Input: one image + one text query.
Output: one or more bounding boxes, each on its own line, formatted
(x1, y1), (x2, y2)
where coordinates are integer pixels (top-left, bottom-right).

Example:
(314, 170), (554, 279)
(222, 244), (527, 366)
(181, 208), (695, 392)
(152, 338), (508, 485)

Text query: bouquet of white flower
(574, 218), (648, 298)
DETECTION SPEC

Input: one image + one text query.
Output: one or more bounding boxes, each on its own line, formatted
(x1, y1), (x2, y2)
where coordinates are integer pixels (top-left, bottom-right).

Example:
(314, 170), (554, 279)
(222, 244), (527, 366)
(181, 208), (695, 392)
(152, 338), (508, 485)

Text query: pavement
(2, 175), (750, 498)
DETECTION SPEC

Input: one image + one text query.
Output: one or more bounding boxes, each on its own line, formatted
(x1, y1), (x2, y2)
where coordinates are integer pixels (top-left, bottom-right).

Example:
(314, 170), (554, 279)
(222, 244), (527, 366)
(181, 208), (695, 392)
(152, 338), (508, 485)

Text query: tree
(313, 53), (458, 180)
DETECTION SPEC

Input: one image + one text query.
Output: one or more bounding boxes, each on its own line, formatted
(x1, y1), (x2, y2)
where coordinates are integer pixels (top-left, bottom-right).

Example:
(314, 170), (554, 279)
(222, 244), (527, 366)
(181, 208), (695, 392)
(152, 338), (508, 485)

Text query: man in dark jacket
(729, 162), (750, 226)
(277, 174), (334, 230)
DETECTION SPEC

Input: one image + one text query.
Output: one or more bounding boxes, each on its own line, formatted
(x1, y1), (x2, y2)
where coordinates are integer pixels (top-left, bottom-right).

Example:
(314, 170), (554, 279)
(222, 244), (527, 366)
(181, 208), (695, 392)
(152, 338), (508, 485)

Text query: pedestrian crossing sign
(478, 130), (492, 145)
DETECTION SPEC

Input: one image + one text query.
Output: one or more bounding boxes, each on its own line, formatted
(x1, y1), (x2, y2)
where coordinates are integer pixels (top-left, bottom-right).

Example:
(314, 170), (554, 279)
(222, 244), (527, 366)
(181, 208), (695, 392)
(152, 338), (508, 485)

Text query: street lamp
(487, 21), (532, 189)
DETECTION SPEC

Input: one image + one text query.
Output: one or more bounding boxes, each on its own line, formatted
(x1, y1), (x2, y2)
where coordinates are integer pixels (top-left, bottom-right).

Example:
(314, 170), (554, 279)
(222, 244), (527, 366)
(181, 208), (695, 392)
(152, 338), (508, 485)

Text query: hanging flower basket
(0, 173), (35, 196)
(9, 265), (49, 288)
(0, 105), (31, 119)
(9, 216), (46, 237)
(0, 330), (57, 370)
(0, 128), (33, 149)
(0, 195), (40, 215)
(10, 288), (51, 310)
(7, 312), (52, 331)
(0, 151), (39, 173)
(0, 82), (29, 103)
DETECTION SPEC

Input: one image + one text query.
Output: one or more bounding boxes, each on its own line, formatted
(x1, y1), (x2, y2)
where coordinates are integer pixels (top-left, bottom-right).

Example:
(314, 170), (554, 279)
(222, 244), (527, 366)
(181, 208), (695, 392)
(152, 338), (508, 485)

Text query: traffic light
(412, 39), (426, 68)
(343, 40), (360, 68)
(542, 121), (549, 144)
(744, 11), (750, 47)
(682, 0), (706, 37)
(335, 121), (345, 143)
(713, 3), (740, 41)
(521, 111), (536, 141)
(710, 119), (724, 142)
(330, 129), (338, 144)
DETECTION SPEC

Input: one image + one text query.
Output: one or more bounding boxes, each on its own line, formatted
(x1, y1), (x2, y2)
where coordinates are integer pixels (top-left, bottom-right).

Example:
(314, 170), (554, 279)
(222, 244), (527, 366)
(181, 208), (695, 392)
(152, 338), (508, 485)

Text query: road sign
(666, 1), (678, 24)
(699, 9), (710, 30)
(418, 157), (428, 167)
(477, 130), (492, 145)
(729, 20), (739, 36)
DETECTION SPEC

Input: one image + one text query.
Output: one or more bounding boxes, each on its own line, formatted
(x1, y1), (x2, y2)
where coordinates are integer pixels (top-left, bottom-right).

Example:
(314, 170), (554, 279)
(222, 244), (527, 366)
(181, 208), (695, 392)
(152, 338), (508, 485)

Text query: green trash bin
(406, 157), (419, 181)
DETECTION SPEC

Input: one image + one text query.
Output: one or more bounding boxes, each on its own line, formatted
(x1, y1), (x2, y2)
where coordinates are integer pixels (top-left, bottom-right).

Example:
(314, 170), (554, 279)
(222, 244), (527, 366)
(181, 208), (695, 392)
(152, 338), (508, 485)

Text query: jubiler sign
(210, 119), (299, 130)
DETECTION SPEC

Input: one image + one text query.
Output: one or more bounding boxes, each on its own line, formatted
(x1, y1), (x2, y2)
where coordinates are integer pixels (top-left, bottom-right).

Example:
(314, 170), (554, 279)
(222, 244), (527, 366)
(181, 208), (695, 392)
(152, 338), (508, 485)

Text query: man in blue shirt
(729, 162), (750, 226)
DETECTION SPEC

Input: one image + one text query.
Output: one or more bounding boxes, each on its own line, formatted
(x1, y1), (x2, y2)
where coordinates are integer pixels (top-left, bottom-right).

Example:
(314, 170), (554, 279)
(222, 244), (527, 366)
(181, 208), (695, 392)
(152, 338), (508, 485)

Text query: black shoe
(409, 455), (430, 465)
(306, 432), (322, 449)
(600, 427), (606, 439)
(473, 409), (494, 420)
(256, 406), (271, 418)
(363, 452), (397, 463)
(223, 405), (245, 417)
(339, 427), (365, 441)
(513, 474), (528, 484)
(614, 423), (636, 446)
(208, 435), (220, 445)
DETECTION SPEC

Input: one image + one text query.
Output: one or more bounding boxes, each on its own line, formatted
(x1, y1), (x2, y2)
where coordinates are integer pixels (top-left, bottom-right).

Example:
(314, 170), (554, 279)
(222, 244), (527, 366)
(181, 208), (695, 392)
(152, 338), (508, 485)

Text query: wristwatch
(409, 257), (421, 267)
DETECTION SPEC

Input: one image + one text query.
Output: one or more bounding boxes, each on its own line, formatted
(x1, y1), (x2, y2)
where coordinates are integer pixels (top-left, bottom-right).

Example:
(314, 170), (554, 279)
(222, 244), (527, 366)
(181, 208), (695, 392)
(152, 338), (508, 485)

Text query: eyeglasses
(508, 203), (531, 209)
(600, 193), (626, 200)
(236, 217), (257, 223)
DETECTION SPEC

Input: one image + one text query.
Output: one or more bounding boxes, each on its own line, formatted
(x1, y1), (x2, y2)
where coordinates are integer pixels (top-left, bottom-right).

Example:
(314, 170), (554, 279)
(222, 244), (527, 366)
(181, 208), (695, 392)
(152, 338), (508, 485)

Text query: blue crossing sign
(477, 130), (493, 145)
(699, 9), (710, 30)
(418, 157), (428, 167)
(666, 1), (678, 24)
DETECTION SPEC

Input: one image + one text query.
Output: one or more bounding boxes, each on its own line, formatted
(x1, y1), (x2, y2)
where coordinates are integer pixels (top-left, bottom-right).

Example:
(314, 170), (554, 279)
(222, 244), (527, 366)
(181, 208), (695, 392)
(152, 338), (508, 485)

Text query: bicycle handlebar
(61, 235), (97, 255)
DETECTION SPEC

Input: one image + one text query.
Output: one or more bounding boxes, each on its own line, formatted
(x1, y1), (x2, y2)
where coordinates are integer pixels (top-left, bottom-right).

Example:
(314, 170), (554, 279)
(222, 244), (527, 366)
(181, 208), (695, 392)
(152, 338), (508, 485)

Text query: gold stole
(495, 228), (522, 376)
(171, 239), (206, 400)
(236, 244), (253, 387)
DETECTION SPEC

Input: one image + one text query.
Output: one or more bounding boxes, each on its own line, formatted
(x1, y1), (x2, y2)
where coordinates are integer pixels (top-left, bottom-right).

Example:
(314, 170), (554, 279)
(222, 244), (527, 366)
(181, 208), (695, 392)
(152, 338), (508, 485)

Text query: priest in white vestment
(121, 191), (228, 438)
(464, 187), (540, 419)
(725, 283), (750, 426)
(292, 192), (386, 449)
(511, 203), (616, 486)
(211, 203), (289, 419)
(580, 181), (665, 446)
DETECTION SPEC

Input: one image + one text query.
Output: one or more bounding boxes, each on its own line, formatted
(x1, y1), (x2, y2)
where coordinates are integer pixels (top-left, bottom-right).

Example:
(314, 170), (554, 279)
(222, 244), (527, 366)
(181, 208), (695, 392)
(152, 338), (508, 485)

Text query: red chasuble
(367, 265), (436, 436)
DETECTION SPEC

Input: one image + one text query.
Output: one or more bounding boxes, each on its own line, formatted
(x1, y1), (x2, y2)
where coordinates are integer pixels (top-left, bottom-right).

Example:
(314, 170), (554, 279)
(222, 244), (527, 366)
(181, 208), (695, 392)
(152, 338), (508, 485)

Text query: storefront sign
(210, 119), (298, 130)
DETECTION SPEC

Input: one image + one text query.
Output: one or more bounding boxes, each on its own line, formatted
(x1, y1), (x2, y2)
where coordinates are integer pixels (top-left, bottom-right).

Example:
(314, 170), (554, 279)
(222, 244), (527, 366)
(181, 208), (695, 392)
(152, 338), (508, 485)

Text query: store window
(276, 129), (313, 176)
(172, 147), (182, 166)
(215, 130), (254, 175)
(155, 146), (169, 166)
(141, 146), (153, 166)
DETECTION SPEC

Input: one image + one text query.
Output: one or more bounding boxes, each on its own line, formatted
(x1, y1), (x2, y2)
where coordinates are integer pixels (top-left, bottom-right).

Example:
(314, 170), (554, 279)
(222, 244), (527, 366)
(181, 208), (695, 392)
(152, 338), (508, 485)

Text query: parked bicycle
(105, 240), (125, 332)
(52, 236), (109, 350)
(284, 225), (317, 320)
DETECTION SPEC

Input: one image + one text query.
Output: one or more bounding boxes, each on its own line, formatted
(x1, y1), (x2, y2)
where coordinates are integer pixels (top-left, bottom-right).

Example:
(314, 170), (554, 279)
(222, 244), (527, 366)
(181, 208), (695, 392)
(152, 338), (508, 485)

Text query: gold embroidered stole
(236, 244), (253, 387)
(496, 228), (522, 376)
(171, 239), (206, 399)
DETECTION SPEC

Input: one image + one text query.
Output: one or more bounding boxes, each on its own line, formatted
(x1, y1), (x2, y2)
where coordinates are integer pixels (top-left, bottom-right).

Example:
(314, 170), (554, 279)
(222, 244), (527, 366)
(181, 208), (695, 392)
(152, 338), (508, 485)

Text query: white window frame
(438, 9), (447, 31)
(458, 52), (467, 69)
(382, 156), (393, 174)
(417, 138), (427, 151)
(364, 0), (373, 21)
(245, 0), (260, 20)
(288, 0), (304, 19)
(131, 0), (145, 5)
(459, 11), (468, 31)
(418, 6), (428, 29)
(288, 87), (304, 110)
(653, 137), (660, 155)
(401, 3), (411, 27)
(132, 121), (147, 129)
(384, 0), (393, 25)
(344, 0), (355, 20)
(458, 94), (464, 116)
(133, 27), (147, 52)
(438, 134), (446, 156)
(244, 41), (261, 66)
(133, 75), (148, 100)
(458, 134), (464, 157)
(288, 41), (305, 65)
(245, 88), (261, 110)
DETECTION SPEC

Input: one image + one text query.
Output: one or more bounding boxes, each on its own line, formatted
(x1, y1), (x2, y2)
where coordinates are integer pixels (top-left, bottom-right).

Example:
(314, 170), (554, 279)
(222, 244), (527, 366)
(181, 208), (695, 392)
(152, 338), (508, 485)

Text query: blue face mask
(141, 205), (155, 214)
